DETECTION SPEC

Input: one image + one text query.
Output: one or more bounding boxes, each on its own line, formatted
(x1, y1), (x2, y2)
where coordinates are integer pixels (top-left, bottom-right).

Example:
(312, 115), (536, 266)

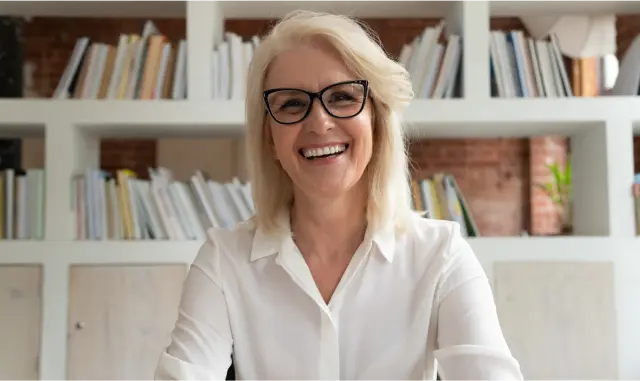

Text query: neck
(290, 182), (367, 263)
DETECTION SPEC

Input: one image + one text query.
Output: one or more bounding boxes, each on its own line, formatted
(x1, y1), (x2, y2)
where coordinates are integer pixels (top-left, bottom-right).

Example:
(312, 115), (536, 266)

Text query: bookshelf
(0, 1), (639, 380)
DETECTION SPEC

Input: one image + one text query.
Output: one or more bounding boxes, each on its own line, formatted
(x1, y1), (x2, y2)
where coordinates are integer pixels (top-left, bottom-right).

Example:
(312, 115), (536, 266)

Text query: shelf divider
(447, 1), (490, 100)
(44, 123), (99, 240)
(187, 1), (223, 100)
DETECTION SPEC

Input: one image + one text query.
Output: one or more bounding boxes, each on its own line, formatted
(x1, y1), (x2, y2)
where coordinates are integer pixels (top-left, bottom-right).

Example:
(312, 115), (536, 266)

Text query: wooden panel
(21, 137), (45, 169)
(66, 264), (187, 380)
(494, 262), (618, 379)
(0, 265), (42, 380)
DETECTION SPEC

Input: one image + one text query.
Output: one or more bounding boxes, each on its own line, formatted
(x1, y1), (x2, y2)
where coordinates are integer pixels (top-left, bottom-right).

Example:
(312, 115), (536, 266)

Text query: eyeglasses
(263, 79), (369, 125)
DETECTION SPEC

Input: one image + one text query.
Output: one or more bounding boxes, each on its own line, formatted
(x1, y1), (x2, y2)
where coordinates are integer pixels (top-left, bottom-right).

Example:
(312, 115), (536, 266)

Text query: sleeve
(154, 236), (234, 380)
(433, 224), (524, 380)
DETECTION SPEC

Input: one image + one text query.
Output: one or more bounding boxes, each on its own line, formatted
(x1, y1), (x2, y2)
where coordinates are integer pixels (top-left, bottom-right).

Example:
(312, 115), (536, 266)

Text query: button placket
(319, 310), (340, 380)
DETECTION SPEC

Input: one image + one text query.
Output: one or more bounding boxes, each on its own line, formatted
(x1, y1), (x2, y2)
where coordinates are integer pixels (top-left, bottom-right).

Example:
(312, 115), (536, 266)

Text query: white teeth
(302, 144), (347, 159)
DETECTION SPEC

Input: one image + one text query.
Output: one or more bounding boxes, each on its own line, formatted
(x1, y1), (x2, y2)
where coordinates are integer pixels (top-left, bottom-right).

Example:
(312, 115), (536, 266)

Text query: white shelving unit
(1, 1), (639, 379)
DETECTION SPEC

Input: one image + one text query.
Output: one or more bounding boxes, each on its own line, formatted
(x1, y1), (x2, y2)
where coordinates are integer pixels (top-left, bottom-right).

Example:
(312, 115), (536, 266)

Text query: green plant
(536, 157), (573, 232)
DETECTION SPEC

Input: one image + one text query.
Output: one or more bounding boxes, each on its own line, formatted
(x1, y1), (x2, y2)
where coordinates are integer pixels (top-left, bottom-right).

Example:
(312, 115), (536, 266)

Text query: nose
(304, 97), (335, 134)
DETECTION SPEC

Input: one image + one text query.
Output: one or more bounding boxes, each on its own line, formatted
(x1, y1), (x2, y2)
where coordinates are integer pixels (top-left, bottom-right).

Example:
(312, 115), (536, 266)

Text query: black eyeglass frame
(262, 79), (369, 125)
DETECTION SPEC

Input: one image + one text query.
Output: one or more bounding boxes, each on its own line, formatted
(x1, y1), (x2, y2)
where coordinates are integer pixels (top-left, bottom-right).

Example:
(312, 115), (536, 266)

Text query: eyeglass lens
(266, 82), (366, 124)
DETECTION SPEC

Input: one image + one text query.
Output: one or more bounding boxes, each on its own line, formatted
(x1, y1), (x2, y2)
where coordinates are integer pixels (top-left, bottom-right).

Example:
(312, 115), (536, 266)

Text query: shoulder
(401, 212), (473, 261)
(401, 213), (486, 300)
(189, 219), (260, 279)
(209, 219), (259, 259)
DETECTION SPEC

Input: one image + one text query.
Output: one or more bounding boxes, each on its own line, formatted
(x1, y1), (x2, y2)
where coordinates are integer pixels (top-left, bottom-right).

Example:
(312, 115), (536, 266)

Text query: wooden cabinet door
(66, 264), (186, 380)
(0, 265), (42, 380)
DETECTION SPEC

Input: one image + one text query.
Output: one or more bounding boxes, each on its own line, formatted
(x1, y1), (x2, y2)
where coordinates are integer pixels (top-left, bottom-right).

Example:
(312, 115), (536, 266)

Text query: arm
(433, 227), (523, 380)
(155, 238), (233, 380)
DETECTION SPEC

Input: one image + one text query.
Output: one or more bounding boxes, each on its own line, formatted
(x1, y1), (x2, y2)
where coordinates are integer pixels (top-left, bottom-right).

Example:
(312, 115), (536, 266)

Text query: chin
(299, 172), (366, 199)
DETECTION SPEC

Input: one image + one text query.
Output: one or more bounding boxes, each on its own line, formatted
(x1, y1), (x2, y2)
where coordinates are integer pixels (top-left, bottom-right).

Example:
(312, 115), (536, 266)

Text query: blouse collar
(249, 209), (397, 263)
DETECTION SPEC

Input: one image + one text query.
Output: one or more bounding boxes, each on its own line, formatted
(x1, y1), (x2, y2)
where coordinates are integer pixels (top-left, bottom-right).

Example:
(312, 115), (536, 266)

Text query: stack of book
(53, 20), (268, 101)
(211, 31), (261, 100)
(410, 172), (479, 237)
(72, 167), (254, 241)
(396, 21), (462, 99)
(52, 20), (187, 100)
(489, 30), (572, 98)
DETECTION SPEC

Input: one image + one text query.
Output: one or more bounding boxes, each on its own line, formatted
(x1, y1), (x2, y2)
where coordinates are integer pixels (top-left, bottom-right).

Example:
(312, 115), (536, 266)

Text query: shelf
(0, 241), (201, 265)
(2, 0), (640, 18)
(0, 100), (245, 138)
(405, 97), (640, 137)
(1, 97), (639, 139)
(491, 0), (640, 16)
(0, 236), (627, 266)
(469, 236), (621, 262)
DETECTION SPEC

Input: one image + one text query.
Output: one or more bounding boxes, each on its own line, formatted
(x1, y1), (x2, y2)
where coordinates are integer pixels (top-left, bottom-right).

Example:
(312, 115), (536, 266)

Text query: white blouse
(154, 211), (523, 380)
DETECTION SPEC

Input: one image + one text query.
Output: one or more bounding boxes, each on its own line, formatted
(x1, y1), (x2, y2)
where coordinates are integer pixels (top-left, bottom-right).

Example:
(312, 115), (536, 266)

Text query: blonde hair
(245, 10), (415, 235)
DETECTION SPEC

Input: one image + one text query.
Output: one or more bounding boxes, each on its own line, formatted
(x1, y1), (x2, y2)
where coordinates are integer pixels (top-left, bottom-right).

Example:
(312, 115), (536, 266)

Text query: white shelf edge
(1, 97), (639, 138)
(403, 97), (640, 133)
(0, 236), (633, 265)
(0, 240), (201, 265)
(469, 236), (628, 262)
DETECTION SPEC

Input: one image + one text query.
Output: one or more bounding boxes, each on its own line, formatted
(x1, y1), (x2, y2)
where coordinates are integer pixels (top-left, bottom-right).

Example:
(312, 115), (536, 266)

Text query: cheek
(351, 116), (374, 153)
(269, 124), (297, 162)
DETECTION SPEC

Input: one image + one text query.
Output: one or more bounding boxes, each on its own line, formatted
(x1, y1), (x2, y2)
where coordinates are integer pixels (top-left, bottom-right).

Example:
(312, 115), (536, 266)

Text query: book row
(410, 172), (480, 237)
(52, 19), (585, 101)
(3, 166), (635, 240)
(72, 167), (481, 241)
(72, 167), (253, 241)
(490, 29), (572, 98)
(52, 20), (262, 101)
(53, 21), (187, 100)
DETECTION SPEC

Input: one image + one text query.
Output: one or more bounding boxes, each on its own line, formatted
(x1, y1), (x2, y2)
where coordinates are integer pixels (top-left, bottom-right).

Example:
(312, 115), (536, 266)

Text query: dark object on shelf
(0, 17), (24, 98)
(0, 139), (21, 170)
(225, 362), (235, 380)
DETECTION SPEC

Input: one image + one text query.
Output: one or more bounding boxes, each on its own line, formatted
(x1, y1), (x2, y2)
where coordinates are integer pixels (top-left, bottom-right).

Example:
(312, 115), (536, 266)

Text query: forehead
(264, 42), (357, 91)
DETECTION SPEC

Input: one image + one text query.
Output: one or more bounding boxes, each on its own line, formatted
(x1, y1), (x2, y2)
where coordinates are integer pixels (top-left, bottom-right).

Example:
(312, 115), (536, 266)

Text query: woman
(155, 10), (523, 380)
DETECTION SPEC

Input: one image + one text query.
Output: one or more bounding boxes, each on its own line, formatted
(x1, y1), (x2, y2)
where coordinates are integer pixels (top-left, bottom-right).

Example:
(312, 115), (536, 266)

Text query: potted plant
(536, 157), (573, 235)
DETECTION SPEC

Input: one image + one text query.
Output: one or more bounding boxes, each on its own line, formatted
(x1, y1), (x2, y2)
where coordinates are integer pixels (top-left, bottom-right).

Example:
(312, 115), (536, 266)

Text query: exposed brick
(616, 15), (640, 58)
(408, 138), (530, 236)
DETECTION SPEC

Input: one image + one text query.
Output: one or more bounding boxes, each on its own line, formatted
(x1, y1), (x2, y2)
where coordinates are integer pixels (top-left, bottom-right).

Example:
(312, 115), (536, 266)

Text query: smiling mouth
(299, 143), (349, 160)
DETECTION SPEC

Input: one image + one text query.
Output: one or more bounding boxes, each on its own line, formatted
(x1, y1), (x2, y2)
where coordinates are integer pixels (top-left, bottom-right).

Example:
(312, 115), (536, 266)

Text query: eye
(280, 99), (306, 109)
(330, 92), (355, 101)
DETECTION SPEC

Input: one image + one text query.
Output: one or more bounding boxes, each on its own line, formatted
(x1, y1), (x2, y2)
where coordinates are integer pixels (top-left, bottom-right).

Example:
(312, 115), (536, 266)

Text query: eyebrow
(265, 78), (359, 92)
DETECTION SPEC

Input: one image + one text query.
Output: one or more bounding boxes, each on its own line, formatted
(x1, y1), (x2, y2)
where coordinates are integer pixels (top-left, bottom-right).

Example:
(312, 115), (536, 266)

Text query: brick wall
(18, 13), (639, 236)
(409, 138), (531, 236)
(616, 15), (640, 57)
